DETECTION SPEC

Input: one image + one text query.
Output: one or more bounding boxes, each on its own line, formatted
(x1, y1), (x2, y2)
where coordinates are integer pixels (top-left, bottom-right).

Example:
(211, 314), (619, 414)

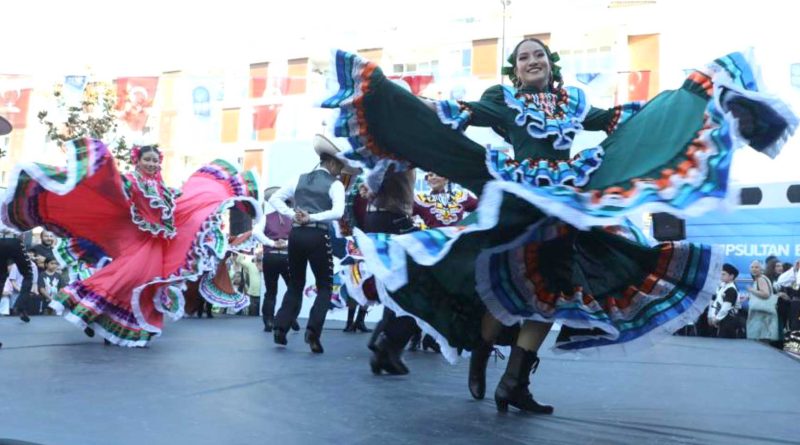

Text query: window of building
(392, 60), (439, 76)
(791, 63), (800, 88)
(461, 49), (472, 74)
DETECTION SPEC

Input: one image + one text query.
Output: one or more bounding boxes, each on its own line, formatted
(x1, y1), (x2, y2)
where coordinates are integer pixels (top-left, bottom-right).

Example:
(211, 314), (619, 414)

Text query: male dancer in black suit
(0, 115), (35, 349)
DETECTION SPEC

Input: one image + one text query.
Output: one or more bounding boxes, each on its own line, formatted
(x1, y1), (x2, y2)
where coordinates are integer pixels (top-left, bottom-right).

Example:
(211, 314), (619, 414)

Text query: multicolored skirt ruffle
(1, 138), (262, 346)
(321, 50), (796, 359)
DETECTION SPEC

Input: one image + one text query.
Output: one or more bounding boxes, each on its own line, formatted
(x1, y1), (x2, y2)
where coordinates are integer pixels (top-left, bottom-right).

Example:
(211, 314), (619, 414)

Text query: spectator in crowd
(765, 257), (783, 284)
(776, 259), (800, 333)
(708, 263), (741, 338)
(779, 260), (800, 356)
(236, 254), (262, 316)
(2, 263), (23, 314)
(38, 256), (66, 314)
(3, 256), (39, 316)
(30, 230), (57, 262)
(771, 260), (790, 343)
(765, 255), (778, 271)
(746, 260), (779, 342)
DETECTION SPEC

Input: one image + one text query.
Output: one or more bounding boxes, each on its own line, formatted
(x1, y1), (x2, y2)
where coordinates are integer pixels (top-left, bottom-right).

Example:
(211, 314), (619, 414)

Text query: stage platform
(0, 316), (797, 445)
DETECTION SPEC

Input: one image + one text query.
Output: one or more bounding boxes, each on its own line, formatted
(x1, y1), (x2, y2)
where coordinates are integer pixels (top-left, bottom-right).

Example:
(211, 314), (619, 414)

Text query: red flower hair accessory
(130, 145), (163, 165)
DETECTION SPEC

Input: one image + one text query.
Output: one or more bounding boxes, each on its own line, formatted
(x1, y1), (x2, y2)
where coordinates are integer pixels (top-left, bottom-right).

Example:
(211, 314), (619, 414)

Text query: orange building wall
(523, 33), (551, 46)
(5, 131), (26, 169)
(250, 62), (269, 98)
(628, 34), (660, 99)
(287, 58), (308, 95)
(221, 108), (240, 143)
(158, 110), (177, 149)
(472, 38), (498, 79)
(255, 126), (276, 142)
(358, 48), (384, 64)
(243, 149), (263, 177)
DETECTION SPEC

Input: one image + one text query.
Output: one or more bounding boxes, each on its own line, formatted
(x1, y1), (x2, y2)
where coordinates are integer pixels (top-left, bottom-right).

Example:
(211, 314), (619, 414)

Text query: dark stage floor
(1, 316), (798, 445)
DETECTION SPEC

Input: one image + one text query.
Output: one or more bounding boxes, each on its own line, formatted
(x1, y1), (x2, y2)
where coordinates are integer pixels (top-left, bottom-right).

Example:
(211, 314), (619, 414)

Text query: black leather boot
(367, 317), (387, 352)
(422, 334), (440, 353)
(407, 328), (421, 351)
(290, 320), (300, 331)
(370, 333), (409, 375)
(264, 317), (274, 333)
(494, 346), (554, 414)
(273, 328), (288, 346)
(354, 306), (372, 333)
(305, 329), (324, 354)
(343, 306), (356, 332)
(468, 339), (494, 400)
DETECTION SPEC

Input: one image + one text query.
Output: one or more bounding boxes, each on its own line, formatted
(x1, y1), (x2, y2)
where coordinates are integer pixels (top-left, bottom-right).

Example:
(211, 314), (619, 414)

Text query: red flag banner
(250, 76), (267, 98)
(253, 104), (280, 130)
(388, 75), (435, 96)
(249, 63), (269, 98)
(251, 77), (307, 98)
(616, 70), (650, 104)
(115, 77), (160, 132)
(252, 104), (281, 141)
(0, 75), (32, 129)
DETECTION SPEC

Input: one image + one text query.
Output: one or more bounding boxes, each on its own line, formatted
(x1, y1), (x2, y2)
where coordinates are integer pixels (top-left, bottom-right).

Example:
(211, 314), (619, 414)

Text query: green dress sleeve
(434, 85), (509, 131)
(321, 50), (495, 195)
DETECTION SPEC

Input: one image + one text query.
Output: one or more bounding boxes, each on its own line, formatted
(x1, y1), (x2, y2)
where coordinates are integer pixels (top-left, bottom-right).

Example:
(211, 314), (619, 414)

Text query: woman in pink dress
(1, 139), (261, 346)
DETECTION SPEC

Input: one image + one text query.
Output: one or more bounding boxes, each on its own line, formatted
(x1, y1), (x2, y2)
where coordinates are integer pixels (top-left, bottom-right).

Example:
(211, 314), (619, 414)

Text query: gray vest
(295, 169), (336, 215)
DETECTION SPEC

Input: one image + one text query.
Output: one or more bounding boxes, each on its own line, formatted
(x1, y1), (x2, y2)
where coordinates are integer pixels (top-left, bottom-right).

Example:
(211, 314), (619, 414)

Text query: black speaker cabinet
(652, 213), (686, 241)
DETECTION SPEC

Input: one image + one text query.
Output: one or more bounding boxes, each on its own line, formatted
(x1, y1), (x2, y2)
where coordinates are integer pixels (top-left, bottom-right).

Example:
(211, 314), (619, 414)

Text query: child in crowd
(709, 263), (741, 338)
(38, 256), (65, 314)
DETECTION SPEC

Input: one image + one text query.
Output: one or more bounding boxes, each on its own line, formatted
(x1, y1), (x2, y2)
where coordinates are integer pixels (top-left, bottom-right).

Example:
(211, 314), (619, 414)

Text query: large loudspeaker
(652, 213), (686, 241)
(229, 206), (252, 236)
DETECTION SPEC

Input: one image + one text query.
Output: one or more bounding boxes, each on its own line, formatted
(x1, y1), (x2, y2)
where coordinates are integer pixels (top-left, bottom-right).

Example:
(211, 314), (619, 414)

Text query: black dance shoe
(305, 330), (324, 354)
(273, 329), (288, 346)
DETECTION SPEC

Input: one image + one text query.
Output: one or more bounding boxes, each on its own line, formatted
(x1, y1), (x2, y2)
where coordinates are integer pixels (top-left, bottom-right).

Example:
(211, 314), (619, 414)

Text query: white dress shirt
(268, 166), (345, 223)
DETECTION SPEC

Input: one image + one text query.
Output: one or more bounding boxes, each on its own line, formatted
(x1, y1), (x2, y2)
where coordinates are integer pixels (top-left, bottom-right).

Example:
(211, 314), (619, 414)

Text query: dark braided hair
(501, 38), (563, 92)
(131, 144), (162, 164)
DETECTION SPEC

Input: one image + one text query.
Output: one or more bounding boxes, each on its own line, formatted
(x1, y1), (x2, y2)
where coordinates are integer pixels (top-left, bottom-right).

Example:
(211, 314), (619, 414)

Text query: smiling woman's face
(514, 40), (551, 90)
(137, 150), (160, 176)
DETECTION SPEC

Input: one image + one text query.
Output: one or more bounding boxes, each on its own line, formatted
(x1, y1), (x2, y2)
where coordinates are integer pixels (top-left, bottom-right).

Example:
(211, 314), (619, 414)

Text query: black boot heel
(495, 397), (509, 413)
(493, 346), (554, 414)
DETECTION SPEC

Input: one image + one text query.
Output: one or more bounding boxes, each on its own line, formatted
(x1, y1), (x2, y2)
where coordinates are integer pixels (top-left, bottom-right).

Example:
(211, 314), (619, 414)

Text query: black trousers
(274, 227), (333, 336)
(789, 299), (800, 331)
(261, 250), (290, 326)
(0, 238), (33, 315)
(363, 211), (418, 347)
(717, 315), (741, 339)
